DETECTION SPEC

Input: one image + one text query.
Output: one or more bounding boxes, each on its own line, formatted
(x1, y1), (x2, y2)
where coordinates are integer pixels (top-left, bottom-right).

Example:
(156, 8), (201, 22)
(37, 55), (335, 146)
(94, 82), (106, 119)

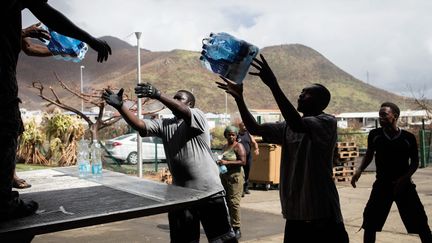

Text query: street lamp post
(80, 65), (85, 113)
(135, 32), (143, 178)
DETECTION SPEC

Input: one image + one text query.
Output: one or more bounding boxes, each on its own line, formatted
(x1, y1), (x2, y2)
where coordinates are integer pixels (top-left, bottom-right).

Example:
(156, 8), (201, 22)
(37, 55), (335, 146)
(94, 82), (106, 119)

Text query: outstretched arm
(249, 54), (304, 132)
(28, 2), (111, 62)
(216, 77), (270, 137)
(21, 38), (52, 57)
(102, 88), (148, 136)
(135, 83), (192, 125)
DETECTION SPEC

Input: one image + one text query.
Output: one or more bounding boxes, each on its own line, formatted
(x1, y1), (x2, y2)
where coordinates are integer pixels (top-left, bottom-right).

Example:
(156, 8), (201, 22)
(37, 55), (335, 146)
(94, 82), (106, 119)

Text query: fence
(419, 130), (432, 168)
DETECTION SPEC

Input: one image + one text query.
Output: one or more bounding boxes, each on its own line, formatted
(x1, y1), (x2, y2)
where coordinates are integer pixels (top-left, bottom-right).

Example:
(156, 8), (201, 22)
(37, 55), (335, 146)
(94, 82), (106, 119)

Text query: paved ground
(26, 166), (432, 242)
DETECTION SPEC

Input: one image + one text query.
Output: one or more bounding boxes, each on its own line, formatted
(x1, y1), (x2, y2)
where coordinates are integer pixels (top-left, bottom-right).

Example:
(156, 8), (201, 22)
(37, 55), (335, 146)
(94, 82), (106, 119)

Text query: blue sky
(23, 0), (432, 99)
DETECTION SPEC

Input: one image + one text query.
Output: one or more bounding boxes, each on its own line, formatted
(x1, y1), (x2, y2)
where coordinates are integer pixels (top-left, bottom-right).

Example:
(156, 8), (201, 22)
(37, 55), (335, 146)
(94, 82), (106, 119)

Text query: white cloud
(22, 0), (432, 98)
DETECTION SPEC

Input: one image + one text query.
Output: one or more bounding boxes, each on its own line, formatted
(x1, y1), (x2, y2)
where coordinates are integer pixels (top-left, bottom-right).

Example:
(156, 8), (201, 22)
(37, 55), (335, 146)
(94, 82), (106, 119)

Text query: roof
(336, 110), (430, 119)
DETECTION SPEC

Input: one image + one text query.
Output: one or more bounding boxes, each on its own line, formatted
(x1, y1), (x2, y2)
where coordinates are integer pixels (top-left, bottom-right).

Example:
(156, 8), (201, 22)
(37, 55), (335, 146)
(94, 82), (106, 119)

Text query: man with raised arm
(102, 84), (238, 242)
(216, 54), (349, 243)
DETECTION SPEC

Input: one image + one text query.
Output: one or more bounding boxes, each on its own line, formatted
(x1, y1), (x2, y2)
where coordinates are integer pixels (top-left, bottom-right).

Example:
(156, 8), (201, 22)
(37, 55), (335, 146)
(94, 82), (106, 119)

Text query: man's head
(172, 90), (195, 118)
(379, 102), (400, 128)
(297, 84), (331, 114)
(173, 90), (195, 107)
(238, 121), (246, 133)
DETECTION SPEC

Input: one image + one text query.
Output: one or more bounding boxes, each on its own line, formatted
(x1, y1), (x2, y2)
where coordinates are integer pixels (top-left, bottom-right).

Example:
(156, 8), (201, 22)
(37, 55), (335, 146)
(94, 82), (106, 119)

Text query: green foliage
(337, 128), (368, 148)
(211, 126), (226, 149)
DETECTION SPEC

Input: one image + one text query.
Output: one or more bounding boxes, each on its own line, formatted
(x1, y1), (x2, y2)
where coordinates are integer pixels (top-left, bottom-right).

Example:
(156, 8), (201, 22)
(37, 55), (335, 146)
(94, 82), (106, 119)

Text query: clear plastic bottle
(200, 32), (259, 84)
(212, 152), (227, 174)
(91, 140), (103, 178)
(77, 139), (90, 178)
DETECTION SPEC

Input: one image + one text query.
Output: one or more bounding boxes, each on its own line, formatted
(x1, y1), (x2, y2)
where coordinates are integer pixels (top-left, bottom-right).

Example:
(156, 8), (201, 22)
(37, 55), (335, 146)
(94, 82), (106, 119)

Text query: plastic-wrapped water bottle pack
(41, 25), (88, 63)
(200, 32), (259, 84)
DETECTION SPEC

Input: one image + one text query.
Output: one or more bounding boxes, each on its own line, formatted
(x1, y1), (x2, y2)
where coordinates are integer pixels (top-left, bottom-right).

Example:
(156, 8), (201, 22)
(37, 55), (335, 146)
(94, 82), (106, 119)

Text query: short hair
(178, 90), (195, 107)
(312, 83), (331, 110)
(224, 125), (239, 137)
(380, 102), (400, 118)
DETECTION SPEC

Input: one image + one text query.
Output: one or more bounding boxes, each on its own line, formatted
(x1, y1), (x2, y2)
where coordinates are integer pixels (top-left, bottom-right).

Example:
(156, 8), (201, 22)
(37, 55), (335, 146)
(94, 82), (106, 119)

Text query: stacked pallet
(333, 142), (359, 182)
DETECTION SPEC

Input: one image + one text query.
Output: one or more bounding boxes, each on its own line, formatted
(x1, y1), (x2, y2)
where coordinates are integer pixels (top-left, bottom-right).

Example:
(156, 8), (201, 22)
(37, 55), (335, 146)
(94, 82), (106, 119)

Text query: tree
(32, 73), (164, 142)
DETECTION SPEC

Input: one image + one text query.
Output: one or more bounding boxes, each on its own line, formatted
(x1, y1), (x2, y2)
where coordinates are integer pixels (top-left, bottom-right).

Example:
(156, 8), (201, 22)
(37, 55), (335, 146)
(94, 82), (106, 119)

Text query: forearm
(29, 3), (93, 43)
(21, 38), (52, 57)
(157, 94), (191, 123)
(117, 105), (147, 136)
(268, 83), (303, 131)
(357, 151), (374, 173)
(234, 97), (264, 136)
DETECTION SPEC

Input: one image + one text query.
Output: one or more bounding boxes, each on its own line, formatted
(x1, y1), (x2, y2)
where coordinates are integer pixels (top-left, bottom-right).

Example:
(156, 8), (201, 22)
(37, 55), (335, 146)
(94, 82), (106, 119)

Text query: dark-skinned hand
(249, 54), (278, 88)
(135, 83), (161, 99)
(88, 37), (112, 63)
(215, 76), (244, 100)
(102, 88), (124, 109)
(21, 22), (50, 42)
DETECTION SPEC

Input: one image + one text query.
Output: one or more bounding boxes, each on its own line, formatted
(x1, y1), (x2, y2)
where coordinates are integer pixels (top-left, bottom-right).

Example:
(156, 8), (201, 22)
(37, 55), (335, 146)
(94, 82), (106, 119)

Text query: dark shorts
(168, 194), (236, 243)
(362, 180), (430, 234)
(283, 219), (349, 243)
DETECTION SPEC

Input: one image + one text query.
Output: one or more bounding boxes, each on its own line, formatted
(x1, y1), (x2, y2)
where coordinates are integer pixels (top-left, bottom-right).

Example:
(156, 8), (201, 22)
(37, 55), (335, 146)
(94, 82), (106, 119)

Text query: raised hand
(21, 22), (50, 42)
(249, 54), (278, 88)
(215, 76), (244, 100)
(88, 38), (112, 63)
(135, 83), (161, 99)
(102, 88), (124, 109)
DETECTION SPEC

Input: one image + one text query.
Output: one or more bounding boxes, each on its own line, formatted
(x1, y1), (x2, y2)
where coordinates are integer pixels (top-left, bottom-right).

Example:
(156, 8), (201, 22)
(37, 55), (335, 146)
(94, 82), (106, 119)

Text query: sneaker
(244, 188), (250, 194)
(0, 191), (38, 221)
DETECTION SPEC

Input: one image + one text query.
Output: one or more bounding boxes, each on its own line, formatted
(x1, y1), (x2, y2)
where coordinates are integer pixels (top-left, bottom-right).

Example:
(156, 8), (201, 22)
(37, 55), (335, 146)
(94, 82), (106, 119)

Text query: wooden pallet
(337, 146), (358, 152)
(334, 160), (357, 167)
(338, 151), (359, 159)
(333, 176), (352, 182)
(336, 142), (357, 148)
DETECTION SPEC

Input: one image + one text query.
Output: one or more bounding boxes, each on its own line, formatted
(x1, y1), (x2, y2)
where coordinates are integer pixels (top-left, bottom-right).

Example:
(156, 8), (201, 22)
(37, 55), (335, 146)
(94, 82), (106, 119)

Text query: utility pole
(135, 32), (143, 178)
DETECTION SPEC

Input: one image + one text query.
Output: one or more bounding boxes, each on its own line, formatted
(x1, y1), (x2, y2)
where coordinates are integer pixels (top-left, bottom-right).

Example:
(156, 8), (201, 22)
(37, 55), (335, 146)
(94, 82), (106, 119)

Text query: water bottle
(203, 32), (241, 63)
(77, 139), (90, 178)
(200, 32), (259, 84)
(212, 152), (227, 174)
(200, 53), (229, 77)
(91, 140), (103, 178)
(41, 25), (88, 63)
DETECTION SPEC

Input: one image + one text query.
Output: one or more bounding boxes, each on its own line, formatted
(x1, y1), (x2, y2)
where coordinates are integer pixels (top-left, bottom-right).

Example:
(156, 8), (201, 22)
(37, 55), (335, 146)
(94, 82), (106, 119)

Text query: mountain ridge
(16, 36), (417, 114)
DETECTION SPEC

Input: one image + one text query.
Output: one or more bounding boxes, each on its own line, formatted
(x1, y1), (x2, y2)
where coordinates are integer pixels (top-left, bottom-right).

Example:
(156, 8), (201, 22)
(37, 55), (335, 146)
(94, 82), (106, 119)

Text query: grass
(15, 163), (52, 172)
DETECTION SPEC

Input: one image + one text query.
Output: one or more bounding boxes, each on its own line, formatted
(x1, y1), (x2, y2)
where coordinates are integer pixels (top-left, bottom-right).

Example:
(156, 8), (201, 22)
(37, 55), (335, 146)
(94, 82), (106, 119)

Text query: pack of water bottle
(77, 139), (91, 178)
(41, 25), (88, 63)
(200, 32), (259, 84)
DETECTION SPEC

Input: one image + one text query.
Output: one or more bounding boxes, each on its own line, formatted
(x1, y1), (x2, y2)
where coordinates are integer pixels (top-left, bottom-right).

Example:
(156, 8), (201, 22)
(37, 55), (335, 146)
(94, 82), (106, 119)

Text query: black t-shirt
(368, 128), (418, 181)
(238, 131), (251, 155)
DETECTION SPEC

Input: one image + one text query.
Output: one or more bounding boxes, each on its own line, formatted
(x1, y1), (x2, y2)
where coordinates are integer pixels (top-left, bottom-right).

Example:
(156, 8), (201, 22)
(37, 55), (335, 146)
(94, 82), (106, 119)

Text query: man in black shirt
(351, 102), (432, 243)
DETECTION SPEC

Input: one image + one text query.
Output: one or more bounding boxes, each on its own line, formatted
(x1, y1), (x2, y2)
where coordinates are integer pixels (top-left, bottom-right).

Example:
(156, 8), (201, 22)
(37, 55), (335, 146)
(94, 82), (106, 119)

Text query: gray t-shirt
(262, 113), (343, 222)
(143, 108), (224, 195)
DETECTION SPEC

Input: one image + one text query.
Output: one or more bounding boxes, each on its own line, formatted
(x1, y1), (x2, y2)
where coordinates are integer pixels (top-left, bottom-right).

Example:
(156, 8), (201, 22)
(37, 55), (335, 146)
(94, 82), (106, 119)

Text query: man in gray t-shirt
(216, 54), (348, 243)
(103, 84), (237, 242)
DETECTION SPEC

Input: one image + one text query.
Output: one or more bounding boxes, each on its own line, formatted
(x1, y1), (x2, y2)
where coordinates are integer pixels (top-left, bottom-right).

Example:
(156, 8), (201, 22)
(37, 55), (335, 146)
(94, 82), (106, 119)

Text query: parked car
(104, 134), (166, 164)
